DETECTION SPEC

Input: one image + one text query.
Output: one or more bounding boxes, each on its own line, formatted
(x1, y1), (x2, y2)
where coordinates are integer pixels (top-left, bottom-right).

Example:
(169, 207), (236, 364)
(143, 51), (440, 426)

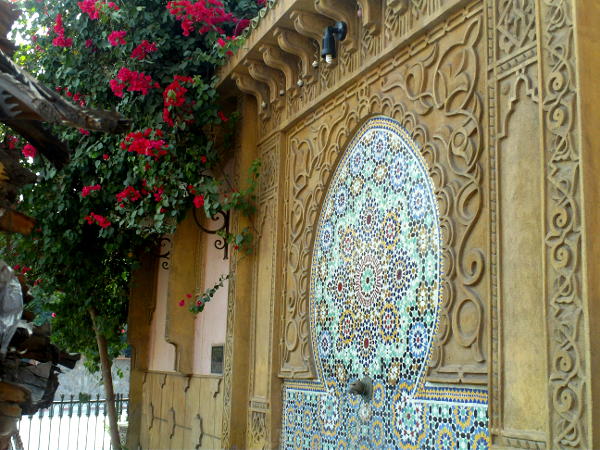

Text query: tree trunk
(89, 308), (121, 450)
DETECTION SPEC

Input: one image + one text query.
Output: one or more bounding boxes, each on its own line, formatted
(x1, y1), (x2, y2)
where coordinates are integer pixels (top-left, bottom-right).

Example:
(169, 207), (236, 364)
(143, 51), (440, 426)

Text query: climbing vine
(4, 0), (263, 367)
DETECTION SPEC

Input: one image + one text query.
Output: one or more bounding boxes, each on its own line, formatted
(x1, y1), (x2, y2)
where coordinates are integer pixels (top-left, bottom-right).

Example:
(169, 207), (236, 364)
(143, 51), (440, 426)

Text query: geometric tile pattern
(282, 117), (489, 448)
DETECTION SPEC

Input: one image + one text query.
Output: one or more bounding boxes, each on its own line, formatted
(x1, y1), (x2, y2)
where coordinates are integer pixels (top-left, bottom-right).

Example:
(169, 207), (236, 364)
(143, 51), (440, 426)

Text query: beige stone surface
(128, 0), (600, 448)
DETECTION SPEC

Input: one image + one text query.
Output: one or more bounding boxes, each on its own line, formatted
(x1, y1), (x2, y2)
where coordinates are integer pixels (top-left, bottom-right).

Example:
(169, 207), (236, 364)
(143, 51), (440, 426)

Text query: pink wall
(193, 232), (228, 375)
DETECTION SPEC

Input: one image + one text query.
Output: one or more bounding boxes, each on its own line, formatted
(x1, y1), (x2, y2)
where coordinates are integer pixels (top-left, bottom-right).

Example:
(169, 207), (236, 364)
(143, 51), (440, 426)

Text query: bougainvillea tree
(4, 0), (264, 446)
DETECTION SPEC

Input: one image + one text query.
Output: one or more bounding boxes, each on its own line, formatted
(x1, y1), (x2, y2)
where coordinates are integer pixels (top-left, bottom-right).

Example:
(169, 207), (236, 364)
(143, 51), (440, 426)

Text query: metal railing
(15, 394), (128, 450)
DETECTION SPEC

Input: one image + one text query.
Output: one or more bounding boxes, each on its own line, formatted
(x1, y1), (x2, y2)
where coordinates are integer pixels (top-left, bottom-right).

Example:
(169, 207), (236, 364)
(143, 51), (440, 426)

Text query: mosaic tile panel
(282, 117), (489, 448)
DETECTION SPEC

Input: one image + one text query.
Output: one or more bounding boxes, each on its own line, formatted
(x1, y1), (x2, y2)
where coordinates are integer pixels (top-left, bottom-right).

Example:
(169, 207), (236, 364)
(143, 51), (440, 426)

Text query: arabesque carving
(248, 411), (267, 449)
(496, 0), (536, 58)
(537, 0), (587, 447)
(383, 15), (487, 384)
(280, 6), (488, 382)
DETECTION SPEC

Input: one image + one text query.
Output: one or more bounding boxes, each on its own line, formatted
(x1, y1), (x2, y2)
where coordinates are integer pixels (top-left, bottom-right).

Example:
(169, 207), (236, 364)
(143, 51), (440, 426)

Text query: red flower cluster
(153, 187), (164, 202)
(6, 135), (17, 150)
(56, 87), (86, 106)
(116, 186), (142, 203)
(12, 264), (31, 275)
(233, 18), (250, 36)
(108, 30), (127, 46)
(81, 184), (101, 197)
(79, 128), (90, 135)
(162, 75), (194, 127)
(52, 14), (73, 47)
(22, 143), (37, 158)
(166, 0), (235, 36)
(130, 40), (158, 60)
(84, 212), (112, 228)
(193, 194), (204, 208)
(119, 129), (168, 160)
(109, 68), (159, 98)
(78, 0), (119, 19)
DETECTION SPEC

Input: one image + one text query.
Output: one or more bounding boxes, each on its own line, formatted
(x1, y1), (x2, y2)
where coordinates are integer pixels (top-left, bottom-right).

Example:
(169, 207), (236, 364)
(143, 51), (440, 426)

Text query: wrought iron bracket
(154, 237), (172, 270)
(192, 209), (230, 260)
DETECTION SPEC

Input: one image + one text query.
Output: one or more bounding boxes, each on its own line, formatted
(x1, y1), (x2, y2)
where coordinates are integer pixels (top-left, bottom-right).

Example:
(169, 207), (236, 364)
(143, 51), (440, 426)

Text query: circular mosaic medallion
(310, 117), (442, 440)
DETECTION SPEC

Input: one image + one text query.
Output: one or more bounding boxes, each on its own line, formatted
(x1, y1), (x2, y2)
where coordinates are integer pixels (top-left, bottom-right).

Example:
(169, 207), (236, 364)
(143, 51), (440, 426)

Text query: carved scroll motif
(248, 411), (267, 449)
(537, 0), (587, 447)
(280, 8), (488, 383)
(496, 0), (536, 58)
(383, 18), (487, 383)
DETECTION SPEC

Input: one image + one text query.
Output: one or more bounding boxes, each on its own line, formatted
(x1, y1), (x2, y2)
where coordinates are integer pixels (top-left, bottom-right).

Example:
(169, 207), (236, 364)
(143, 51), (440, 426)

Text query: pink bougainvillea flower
(119, 129), (169, 160)
(153, 187), (164, 202)
(130, 40), (158, 60)
(84, 212), (112, 228)
(167, 0), (235, 36)
(79, 0), (101, 19)
(217, 37), (226, 47)
(51, 312), (56, 318)
(22, 143), (36, 158)
(108, 30), (127, 46)
(186, 293), (192, 298)
(85, 39), (94, 48)
(200, 155), (207, 164)
(79, 128), (90, 135)
(115, 186), (143, 203)
(6, 135), (17, 150)
(102, 153), (110, 160)
(217, 111), (228, 122)
(162, 75), (195, 127)
(110, 68), (159, 97)
(193, 194), (204, 208)
(52, 35), (73, 48)
(52, 14), (73, 47)
(109, 79), (125, 98)
(79, 1), (119, 20)
(53, 13), (64, 36)
(81, 184), (101, 198)
(234, 18), (250, 36)
(178, 299), (185, 307)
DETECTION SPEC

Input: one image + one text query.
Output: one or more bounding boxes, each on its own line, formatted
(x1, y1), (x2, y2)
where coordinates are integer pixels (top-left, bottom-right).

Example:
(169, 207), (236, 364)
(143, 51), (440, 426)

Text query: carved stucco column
(535, 0), (597, 448)
(221, 95), (257, 449)
(575, 3), (600, 446)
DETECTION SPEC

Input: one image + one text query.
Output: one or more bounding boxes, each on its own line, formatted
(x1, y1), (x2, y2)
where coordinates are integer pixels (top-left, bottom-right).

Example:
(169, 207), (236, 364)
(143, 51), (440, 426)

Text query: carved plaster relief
(536, 0), (587, 448)
(280, 4), (488, 383)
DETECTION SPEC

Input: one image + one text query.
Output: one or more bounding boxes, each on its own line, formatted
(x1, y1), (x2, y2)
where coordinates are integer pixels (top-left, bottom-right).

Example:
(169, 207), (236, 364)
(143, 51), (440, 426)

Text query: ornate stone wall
(281, 116), (489, 448)
(128, 0), (600, 448)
